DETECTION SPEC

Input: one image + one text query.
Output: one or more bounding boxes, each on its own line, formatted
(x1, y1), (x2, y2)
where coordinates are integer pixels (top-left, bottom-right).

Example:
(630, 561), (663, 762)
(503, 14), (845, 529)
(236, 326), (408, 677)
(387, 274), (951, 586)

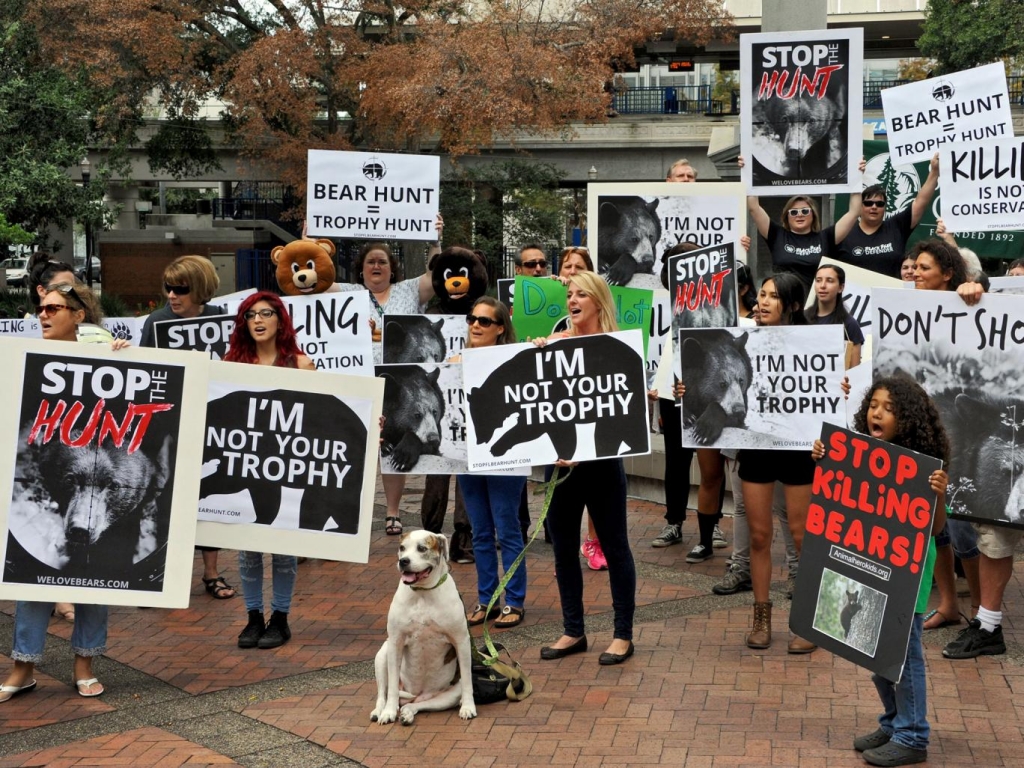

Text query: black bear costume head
(429, 247), (488, 314)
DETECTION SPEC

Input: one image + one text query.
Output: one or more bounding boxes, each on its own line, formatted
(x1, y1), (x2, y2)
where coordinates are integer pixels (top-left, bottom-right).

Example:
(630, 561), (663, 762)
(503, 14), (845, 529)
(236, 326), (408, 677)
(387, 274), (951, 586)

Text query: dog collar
(408, 571), (448, 591)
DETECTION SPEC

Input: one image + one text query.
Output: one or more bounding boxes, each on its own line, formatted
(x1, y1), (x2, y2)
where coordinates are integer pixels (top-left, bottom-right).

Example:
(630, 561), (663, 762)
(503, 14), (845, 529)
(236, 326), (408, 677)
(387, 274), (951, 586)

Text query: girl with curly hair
(813, 375), (950, 766)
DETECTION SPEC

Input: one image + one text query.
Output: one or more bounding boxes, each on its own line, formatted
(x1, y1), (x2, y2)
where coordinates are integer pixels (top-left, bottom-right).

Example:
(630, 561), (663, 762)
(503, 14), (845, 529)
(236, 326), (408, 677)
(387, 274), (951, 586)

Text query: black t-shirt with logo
(832, 206), (914, 278)
(764, 220), (830, 289)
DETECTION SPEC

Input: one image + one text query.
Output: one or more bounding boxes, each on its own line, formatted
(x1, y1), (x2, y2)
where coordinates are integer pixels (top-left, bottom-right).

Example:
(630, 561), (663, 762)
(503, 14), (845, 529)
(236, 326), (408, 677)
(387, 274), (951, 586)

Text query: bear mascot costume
(271, 238), (337, 296)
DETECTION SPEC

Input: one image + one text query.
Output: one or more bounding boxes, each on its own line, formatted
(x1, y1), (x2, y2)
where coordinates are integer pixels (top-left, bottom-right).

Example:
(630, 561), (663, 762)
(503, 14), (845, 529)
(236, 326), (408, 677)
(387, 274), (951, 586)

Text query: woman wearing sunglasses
(454, 297), (529, 628)
(225, 291), (314, 650)
(2, 281), (128, 704)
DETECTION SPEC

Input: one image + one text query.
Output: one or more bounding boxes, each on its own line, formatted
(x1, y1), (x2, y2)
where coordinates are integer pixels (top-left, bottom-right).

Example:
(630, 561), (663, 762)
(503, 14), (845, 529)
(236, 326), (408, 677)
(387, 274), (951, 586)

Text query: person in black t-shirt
(804, 264), (865, 368)
(832, 154), (939, 278)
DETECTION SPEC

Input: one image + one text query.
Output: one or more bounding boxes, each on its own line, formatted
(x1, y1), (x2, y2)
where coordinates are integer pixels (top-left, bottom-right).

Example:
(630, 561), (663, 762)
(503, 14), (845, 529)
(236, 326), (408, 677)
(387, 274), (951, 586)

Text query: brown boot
(788, 634), (817, 654)
(746, 601), (772, 649)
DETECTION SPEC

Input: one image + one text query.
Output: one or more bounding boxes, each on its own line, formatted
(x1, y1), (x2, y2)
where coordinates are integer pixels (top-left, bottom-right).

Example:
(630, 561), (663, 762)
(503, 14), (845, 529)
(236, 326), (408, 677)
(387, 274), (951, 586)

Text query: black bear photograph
(598, 196), (661, 288)
(678, 330), (752, 445)
(812, 569), (886, 658)
(381, 316), (446, 363)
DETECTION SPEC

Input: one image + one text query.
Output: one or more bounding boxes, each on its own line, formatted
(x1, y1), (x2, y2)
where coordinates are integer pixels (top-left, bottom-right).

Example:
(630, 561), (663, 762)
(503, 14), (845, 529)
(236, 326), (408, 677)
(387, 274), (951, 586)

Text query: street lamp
(588, 166), (598, 181)
(80, 157), (94, 288)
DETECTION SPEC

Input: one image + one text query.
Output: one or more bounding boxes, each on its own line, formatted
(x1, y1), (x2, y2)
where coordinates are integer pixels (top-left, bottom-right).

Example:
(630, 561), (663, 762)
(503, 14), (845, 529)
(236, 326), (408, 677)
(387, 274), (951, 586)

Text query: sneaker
(685, 543), (713, 563)
(581, 538), (608, 570)
(854, 728), (891, 752)
(712, 568), (752, 595)
(942, 619), (1006, 659)
(712, 524), (728, 549)
(862, 741), (927, 766)
(651, 523), (682, 548)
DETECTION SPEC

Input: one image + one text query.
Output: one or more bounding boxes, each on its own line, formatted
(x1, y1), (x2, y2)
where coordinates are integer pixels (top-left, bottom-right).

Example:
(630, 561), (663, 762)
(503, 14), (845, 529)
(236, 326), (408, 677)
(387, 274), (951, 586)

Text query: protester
(665, 158), (697, 182)
(24, 253), (76, 316)
(556, 246), (593, 279)
(455, 297), (528, 629)
(139, 255), (235, 600)
(814, 375), (950, 767)
(1, 281), (127, 702)
(805, 264), (864, 368)
(1007, 258), (1024, 277)
(900, 256), (917, 282)
(225, 291), (314, 649)
(536, 271), (636, 665)
(514, 244), (549, 277)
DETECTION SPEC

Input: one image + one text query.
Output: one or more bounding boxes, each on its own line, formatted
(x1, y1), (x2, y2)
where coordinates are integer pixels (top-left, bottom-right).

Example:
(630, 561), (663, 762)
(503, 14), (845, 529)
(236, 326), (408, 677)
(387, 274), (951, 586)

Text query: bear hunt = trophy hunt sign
(790, 423), (941, 683)
(940, 137), (1024, 233)
(741, 27), (864, 194)
(306, 149), (440, 241)
(511, 276), (653, 355)
(873, 287), (1024, 529)
(0, 338), (208, 608)
(882, 62), (1014, 166)
(220, 292), (375, 376)
(677, 325), (846, 450)
(586, 182), (745, 291)
(381, 314), (468, 363)
(461, 330), (650, 471)
(196, 361), (384, 563)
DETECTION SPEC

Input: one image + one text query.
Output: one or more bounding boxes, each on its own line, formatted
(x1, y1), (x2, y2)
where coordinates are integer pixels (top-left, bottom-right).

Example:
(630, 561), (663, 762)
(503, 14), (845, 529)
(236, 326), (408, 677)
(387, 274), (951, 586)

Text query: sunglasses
(244, 309), (277, 320)
(521, 260), (547, 269)
(863, 200), (886, 209)
(37, 304), (71, 317)
(466, 314), (500, 328)
(787, 207), (812, 217)
(164, 283), (191, 295)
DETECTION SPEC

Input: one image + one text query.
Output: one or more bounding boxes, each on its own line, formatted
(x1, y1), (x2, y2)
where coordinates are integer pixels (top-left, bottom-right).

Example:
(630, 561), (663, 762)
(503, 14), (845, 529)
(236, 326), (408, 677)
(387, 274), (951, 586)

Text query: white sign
(940, 137), (1024, 232)
(882, 63), (1014, 165)
(306, 149), (440, 241)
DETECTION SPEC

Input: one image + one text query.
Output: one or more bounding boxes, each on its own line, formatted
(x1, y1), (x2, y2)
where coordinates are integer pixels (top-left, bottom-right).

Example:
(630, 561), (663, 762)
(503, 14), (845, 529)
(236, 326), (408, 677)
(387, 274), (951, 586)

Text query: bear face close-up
(599, 196), (662, 287)
(678, 330), (752, 445)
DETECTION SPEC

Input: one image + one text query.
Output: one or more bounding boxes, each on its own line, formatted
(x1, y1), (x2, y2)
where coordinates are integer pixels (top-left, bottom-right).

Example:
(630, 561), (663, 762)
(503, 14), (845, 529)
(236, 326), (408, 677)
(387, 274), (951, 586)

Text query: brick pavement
(1, 477), (1023, 766)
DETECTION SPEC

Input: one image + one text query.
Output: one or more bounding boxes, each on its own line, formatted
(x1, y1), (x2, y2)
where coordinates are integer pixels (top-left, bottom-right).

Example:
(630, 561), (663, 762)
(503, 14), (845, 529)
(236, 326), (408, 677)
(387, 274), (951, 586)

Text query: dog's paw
(376, 707), (398, 725)
(399, 705), (416, 725)
(459, 703), (478, 720)
(370, 707), (381, 722)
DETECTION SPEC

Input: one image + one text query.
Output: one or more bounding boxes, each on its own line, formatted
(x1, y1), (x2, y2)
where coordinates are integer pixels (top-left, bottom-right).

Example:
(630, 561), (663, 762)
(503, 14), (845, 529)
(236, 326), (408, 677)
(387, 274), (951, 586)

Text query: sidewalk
(1, 478), (1022, 767)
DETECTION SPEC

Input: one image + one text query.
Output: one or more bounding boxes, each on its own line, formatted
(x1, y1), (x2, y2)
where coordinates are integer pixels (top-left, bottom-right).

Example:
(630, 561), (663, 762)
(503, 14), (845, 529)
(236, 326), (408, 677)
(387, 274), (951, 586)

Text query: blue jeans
(873, 614), (929, 750)
(458, 475), (528, 608)
(238, 552), (298, 613)
(547, 459), (636, 641)
(12, 601), (108, 663)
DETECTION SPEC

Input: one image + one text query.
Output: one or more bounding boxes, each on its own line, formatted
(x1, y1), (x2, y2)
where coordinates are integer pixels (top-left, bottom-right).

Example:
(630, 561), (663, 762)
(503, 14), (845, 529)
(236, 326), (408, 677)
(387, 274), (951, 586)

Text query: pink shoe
(581, 537), (608, 571)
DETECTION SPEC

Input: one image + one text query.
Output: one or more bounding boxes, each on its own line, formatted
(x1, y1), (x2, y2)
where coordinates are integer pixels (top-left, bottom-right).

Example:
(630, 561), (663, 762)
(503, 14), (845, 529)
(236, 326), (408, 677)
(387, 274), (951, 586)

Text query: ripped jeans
(238, 552), (298, 614)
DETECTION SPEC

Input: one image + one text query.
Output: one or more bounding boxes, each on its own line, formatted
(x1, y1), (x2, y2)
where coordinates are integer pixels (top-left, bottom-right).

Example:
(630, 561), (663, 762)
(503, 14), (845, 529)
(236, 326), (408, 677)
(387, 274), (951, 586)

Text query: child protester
(813, 374), (949, 767)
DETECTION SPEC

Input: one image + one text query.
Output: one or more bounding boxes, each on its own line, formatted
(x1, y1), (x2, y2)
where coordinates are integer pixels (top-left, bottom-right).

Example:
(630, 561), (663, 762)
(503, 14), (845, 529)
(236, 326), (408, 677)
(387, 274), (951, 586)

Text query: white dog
(371, 530), (477, 725)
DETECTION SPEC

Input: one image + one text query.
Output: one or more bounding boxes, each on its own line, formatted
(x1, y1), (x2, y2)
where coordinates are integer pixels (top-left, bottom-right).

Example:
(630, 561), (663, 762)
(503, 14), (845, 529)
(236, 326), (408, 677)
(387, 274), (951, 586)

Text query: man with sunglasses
(833, 153), (939, 278)
(515, 244), (549, 277)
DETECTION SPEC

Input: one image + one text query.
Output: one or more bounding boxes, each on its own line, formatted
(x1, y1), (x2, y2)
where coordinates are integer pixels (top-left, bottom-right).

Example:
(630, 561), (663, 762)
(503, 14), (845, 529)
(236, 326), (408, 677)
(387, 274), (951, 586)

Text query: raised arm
(833, 192), (862, 243)
(911, 154), (940, 228)
(747, 196), (771, 239)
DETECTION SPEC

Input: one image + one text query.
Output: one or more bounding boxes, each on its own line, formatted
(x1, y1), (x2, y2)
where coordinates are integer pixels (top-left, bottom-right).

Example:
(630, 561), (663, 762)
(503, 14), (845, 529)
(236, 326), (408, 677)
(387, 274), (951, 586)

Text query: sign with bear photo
(306, 149), (440, 241)
(586, 182), (745, 291)
(990, 276), (1024, 295)
(667, 241), (738, 330)
(196, 361), (383, 562)
(791, 423), (940, 682)
(873, 287), (1024, 528)
(741, 27), (863, 194)
(940, 137), (1024, 232)
(381, 314), (468, 363)
(221, 292), (374, 375)
(0, 338), (208, 608)
(376, 362), (468, 475)
(677, 325), (846, 449)
(461, 330), (650, 471)
(154, 315), (236, 360)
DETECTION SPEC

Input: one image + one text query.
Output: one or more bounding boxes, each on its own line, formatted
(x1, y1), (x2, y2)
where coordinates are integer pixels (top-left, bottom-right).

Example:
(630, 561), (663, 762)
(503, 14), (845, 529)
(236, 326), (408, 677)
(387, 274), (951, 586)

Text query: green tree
(918, 0), (1024, 73)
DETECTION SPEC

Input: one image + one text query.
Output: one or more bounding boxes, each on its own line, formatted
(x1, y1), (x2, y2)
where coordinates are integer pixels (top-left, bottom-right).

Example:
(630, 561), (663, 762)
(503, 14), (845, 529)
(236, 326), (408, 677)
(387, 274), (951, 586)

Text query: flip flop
(385, 516), (403, 536)
(494, 606), (525, 628)
(202, 576), (236, 600)
(0, 680), (37, 703)
(74, 678), (104, 698)
(923, 608), (961, 630)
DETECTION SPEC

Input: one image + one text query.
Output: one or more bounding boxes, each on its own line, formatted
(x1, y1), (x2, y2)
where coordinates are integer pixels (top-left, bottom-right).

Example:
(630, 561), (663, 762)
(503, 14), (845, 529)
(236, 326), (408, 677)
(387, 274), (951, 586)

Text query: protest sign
(196, 361), (382, 561)
(497, 278), (514, 311)
(678, 326), (846, 449)
(376, 363), (466, 474)
(381, 314), (467, 363)
(462, 330), (650, 471)
(741, 28), (863, 194)
(668, 242), (738, 329)
(882, 63), (1014, 166)
(102, 317), (146, 345)
(874, 287), (1024, 528)
(844, 361), (873, 429)
(990, 276), (1024, 295)
(0, 339), (207, 607)
(306, 149), (440, 240)
(941, 137), (1024, 232)
(791, 423), (941, 682)
(0, 317), (41, 338)
(154, 315), (236, 360)
(647, 291), (671, 383)
(587, 182), (745, 291)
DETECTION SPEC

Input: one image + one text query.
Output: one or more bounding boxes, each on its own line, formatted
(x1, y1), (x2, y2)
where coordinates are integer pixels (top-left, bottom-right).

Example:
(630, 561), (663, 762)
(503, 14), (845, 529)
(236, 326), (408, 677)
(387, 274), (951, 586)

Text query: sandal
(466, 604), (501, 626)
(494, 605), (525, 628)
(923, 608), (961, 630)
(74, 678), (104, 698)
(385, 516), (403, 536)
(52, 603), (75, 622)
(202, 576), (236, 600)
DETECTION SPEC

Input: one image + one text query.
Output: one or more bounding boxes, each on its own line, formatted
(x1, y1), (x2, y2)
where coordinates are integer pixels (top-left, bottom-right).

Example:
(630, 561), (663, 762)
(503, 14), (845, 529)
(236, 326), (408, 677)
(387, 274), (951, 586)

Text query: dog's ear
(436, 533), (450, 563)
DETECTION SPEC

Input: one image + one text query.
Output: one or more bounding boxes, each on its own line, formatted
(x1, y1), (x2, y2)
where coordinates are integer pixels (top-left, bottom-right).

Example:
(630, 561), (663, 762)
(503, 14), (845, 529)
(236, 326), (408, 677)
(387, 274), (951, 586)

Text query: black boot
(258, 610), (291, 649)
(238, 610), (264, 649)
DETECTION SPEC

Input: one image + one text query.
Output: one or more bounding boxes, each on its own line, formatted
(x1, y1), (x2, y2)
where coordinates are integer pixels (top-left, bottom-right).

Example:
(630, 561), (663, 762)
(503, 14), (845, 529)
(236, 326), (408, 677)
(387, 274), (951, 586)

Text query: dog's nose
(399, 557), (410, 568)
(66, 527), (90, 546)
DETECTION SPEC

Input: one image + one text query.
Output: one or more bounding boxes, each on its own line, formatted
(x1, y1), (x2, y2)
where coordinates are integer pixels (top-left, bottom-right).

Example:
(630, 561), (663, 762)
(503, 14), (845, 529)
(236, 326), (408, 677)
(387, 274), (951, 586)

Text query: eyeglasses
(521, 260), (547, 269)
(787, 207), (812, 217)
(466, 314), (500, 328)
(863, 200), (886, 209)
(48, 282), (85, 308)
(244, 309), (277, 320)
(560, 247), (589, 255)
(37, 304), (71, 317)
(164, 283), (191, 295)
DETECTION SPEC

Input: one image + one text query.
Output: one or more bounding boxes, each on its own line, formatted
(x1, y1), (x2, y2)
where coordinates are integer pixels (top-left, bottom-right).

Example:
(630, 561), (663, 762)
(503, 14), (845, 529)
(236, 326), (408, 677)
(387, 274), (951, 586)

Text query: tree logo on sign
(362, 158), (387, 180)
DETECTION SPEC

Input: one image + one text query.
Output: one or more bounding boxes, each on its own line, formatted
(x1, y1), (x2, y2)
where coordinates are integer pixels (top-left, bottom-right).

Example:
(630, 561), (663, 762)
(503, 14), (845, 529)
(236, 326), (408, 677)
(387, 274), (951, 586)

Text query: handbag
(470, 642), (532, 704)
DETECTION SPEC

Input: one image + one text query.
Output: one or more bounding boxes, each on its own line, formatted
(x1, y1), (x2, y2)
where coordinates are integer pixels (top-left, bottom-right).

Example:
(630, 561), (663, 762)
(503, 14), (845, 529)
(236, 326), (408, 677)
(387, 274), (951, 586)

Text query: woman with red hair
(225, 291), (314, 649)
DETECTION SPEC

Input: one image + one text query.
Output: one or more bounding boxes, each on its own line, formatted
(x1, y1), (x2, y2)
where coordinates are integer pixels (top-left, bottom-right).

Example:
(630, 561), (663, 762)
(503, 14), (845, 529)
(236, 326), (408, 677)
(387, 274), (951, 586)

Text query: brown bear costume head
(271, 239), (336, 296)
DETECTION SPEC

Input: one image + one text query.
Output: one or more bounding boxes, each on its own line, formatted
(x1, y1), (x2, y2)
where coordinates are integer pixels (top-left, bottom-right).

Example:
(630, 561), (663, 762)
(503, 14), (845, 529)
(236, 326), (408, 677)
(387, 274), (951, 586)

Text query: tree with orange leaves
(28, 0), (732, 192)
